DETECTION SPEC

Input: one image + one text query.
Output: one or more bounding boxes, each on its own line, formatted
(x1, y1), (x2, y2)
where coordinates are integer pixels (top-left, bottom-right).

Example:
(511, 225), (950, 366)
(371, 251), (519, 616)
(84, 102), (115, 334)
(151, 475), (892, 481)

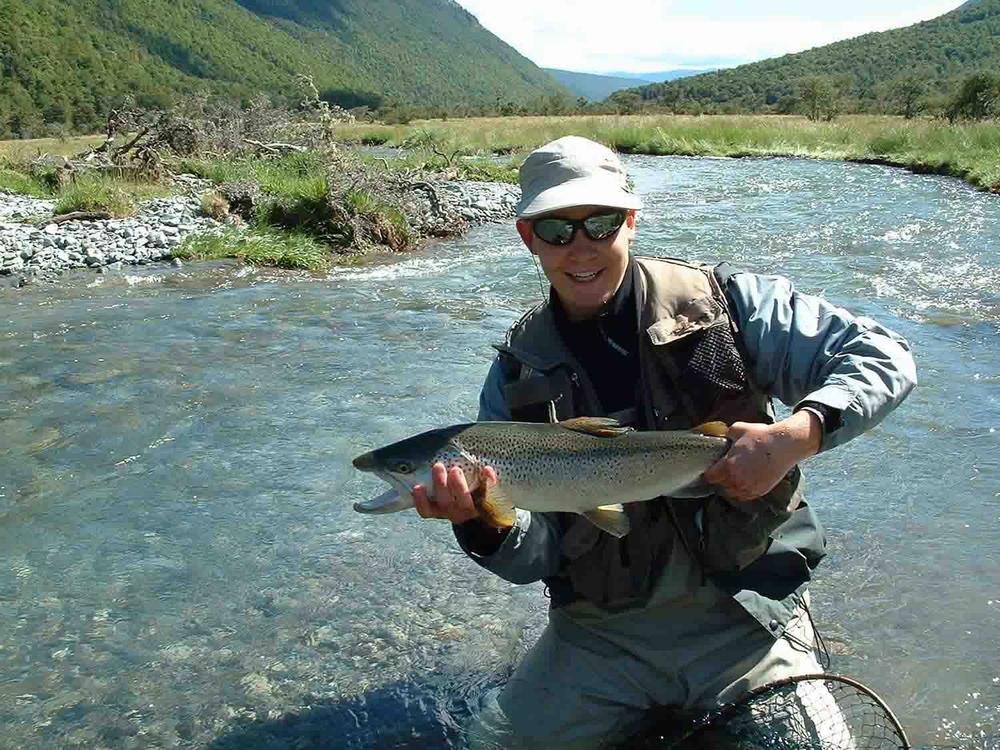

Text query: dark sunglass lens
(583, 212), (626, 240)
(534, 218), (575, 245)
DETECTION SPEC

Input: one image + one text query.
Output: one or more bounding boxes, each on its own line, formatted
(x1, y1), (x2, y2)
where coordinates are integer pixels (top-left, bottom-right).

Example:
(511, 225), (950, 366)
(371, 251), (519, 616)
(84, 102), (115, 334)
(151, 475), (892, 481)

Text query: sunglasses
(532, 210), (627, 246)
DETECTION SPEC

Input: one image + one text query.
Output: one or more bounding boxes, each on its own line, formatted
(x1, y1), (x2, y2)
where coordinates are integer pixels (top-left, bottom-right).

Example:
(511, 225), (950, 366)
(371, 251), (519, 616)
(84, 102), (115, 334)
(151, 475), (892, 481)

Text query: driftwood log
(243, 139), (307, 155)
(39, 211), (113, 226)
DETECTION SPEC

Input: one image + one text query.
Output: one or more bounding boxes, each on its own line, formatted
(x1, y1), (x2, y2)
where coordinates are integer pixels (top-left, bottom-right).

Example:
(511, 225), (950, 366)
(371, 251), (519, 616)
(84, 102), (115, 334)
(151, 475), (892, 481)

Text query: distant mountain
(0, 0), (569, 138)
(600, 69), (718, 83)
(628, 0), (999, 112)
(543, 69), (649, 101)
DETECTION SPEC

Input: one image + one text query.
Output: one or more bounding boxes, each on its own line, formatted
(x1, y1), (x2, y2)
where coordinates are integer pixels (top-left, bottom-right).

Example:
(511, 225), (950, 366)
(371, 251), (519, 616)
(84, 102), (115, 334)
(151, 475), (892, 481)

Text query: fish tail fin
(583, 504), (630, 538)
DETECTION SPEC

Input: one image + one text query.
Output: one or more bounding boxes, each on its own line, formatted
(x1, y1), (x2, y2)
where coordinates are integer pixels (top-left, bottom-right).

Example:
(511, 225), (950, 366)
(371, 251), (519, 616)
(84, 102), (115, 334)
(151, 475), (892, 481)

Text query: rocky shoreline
(0, 178), (518, 288)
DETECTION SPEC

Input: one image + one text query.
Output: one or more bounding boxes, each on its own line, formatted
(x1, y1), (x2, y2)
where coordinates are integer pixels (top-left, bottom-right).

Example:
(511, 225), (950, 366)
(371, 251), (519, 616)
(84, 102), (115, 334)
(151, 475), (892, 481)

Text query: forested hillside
(624, 0), (999, 113)
(0, 0), (567, 139)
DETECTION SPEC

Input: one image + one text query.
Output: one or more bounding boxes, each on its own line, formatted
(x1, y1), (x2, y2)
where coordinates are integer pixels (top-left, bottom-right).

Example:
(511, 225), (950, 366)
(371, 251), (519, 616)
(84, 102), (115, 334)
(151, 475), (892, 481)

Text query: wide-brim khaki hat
(515, 136), (642, 218)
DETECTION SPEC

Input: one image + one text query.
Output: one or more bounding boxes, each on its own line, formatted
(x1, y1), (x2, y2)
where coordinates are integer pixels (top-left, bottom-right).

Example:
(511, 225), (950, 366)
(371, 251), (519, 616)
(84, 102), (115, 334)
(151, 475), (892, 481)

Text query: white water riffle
(0, 155), (997, 749)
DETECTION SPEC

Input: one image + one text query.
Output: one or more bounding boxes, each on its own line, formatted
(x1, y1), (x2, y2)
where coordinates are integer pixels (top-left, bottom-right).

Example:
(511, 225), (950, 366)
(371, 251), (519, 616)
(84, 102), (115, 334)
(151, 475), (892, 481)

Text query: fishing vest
(494, 256), (827, 630)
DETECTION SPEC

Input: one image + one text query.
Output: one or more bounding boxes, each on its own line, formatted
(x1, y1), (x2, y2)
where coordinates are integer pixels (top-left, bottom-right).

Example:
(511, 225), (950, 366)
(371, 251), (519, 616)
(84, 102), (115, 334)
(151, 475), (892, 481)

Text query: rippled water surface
(1, 157), (997, 749)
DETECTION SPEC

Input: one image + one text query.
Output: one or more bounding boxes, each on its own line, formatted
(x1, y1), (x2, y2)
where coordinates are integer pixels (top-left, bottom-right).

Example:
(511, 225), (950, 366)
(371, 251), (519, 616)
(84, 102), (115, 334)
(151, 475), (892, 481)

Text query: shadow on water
(204, 673), (507, 750)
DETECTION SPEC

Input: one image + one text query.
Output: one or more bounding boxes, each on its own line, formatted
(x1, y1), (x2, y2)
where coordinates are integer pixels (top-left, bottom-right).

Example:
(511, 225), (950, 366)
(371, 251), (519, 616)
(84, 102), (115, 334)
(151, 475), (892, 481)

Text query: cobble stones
(0, 178), (519, 287)
(0, 193), (220, 284)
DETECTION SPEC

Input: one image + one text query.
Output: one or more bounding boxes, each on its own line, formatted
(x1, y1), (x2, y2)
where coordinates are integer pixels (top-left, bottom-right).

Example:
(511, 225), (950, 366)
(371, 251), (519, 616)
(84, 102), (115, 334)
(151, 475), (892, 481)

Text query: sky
(453, 0), (965, 74)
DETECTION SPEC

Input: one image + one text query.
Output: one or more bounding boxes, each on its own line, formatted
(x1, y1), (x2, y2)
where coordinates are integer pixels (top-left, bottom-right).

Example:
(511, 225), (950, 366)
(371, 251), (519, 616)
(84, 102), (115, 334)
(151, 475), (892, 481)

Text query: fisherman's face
(517, 206), (636, 321)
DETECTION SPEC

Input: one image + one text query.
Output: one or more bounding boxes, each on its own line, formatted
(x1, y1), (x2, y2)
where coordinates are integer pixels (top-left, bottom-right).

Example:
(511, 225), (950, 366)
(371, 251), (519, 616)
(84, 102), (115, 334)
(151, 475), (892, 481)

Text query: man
(411, 136), (917, 748)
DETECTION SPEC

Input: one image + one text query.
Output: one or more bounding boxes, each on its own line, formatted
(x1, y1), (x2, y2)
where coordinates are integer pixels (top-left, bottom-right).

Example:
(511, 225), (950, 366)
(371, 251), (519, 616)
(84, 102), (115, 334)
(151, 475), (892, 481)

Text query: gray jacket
(458, 263), (917, 631)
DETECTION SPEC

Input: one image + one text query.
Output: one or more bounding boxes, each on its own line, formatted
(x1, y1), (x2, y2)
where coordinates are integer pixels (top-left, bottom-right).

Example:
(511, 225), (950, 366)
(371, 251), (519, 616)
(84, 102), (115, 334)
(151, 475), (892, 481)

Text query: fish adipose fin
(559, 417), (633, 438)
(692, 421), (729, 438)
(471, 481), (517, 529)
(583, 504), (630, 538)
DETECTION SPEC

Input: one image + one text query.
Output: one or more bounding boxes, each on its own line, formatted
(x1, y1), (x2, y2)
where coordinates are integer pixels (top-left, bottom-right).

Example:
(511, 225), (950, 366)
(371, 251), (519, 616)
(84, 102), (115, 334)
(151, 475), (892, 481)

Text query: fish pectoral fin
(471, 481), (517, 530)
(692, 421), (729, 438)
(559, 417), (633, 438)
(668, 479), (716, 499)
(582, 504), (630, 538)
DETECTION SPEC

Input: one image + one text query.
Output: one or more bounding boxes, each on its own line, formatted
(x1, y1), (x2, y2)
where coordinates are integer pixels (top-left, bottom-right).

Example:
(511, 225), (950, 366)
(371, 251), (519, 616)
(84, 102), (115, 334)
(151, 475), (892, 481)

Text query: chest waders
(495, 256), (826, 633)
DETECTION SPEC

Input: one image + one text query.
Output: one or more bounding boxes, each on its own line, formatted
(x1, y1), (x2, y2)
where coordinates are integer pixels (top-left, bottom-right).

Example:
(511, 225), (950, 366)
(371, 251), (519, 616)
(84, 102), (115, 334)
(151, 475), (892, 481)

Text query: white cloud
(455, 1), (962, 73)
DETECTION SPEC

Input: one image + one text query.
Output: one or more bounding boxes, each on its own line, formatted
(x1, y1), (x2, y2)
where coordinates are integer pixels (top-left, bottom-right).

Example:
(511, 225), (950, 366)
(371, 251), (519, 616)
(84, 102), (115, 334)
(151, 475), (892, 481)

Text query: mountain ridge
(545, 68), (716, 101)
(0, 0), (568, 138)
(625, 0), (999, 111)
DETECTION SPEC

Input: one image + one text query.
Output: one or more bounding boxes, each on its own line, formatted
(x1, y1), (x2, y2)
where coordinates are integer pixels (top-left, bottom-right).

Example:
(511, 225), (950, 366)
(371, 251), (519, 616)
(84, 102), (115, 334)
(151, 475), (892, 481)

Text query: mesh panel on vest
(671, 322), (748, 418)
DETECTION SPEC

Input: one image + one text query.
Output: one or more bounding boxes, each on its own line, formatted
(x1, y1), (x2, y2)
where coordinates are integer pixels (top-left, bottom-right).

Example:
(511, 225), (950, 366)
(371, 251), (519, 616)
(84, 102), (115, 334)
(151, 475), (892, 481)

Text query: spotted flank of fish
(352, 418), (730, 538)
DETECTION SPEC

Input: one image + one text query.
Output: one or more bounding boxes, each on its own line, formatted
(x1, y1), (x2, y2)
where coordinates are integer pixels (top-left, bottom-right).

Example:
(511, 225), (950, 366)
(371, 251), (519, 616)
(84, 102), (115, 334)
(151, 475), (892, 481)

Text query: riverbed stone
(1, 175), (517, 286)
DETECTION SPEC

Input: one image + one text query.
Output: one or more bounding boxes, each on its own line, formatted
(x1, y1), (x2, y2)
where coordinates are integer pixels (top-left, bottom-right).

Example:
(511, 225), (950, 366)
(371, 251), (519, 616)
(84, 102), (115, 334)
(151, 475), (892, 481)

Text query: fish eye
(394, 461), (414, 474)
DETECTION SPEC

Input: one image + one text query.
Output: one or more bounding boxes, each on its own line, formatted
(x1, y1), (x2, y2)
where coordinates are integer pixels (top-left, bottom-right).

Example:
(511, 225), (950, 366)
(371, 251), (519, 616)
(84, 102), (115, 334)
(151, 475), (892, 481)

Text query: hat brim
(515, 177), (642, 218)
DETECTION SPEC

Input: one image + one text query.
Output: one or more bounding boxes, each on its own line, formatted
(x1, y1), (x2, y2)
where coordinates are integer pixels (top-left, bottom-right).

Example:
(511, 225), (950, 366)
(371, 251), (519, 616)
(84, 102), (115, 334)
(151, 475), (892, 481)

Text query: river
(0, 155), (997, 749)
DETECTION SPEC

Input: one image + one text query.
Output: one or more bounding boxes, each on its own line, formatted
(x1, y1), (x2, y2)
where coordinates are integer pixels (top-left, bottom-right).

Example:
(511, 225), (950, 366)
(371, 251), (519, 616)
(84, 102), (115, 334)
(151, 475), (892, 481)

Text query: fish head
(352, 423), (476, 505)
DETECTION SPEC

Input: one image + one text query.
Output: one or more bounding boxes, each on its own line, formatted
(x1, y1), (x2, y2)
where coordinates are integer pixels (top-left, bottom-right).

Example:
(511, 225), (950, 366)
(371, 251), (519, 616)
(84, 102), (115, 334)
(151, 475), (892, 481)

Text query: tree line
(604, 72), (1000, 122)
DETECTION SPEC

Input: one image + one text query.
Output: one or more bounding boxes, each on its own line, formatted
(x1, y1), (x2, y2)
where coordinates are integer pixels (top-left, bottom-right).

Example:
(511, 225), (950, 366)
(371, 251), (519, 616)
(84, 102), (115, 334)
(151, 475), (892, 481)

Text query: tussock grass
(53, 175), (171, 217)
(0, 167), (51, 197)
(333, 114), (1000, 193)
(0, 134), (106, 161)
(174, 228), (329, 271)
(177, 151), (327, 195)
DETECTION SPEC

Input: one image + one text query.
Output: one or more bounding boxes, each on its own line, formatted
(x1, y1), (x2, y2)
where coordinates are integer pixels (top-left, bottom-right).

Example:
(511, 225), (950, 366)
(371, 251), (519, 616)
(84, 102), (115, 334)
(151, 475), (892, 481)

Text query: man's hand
(412, 463), (498, 524)
(703, 411), (822, 501)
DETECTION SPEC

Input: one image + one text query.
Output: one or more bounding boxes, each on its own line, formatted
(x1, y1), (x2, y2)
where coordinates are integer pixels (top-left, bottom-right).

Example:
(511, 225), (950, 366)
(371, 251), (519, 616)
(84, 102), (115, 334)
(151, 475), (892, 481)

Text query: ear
(515, 219), (537, 254)
(625, 210), (637, 229)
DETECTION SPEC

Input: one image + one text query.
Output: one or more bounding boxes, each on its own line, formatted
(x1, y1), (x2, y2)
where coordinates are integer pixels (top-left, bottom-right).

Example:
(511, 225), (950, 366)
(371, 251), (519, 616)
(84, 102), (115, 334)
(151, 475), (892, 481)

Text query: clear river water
(0, 155), (997, 749)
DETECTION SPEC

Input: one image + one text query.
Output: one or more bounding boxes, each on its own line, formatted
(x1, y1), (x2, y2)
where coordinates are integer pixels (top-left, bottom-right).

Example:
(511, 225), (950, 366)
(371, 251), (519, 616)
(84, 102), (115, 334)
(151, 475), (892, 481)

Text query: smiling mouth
(567, 269), (602, 283)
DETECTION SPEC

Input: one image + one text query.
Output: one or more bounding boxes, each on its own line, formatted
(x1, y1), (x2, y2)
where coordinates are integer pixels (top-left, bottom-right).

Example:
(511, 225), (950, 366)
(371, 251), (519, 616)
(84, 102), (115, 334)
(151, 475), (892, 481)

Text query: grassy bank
(0, 134), (106, 161)
(332, 114), (1000, 194)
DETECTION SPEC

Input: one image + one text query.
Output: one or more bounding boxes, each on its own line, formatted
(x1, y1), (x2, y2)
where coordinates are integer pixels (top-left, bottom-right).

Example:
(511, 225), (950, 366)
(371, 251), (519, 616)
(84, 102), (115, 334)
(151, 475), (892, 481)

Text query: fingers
(704, 455), (758, 501)
(413, 462), (482, 524)
(704, 421), (791, 502)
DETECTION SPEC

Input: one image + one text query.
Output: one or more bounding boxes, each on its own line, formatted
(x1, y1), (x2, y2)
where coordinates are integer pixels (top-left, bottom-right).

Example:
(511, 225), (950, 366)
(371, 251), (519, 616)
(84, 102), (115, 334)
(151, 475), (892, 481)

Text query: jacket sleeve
(725, 272), (917, 452)
(451, 355), (564, 584)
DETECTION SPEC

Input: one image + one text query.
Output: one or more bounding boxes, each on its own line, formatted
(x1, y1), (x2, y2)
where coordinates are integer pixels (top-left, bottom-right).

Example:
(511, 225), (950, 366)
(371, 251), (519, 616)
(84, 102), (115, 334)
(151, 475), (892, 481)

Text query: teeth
(570, 271), (599, 281)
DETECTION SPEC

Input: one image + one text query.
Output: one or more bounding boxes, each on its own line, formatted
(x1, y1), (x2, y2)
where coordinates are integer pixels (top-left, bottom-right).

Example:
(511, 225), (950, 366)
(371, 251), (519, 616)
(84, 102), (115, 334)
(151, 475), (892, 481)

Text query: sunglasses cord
(531, 254), (548, 302)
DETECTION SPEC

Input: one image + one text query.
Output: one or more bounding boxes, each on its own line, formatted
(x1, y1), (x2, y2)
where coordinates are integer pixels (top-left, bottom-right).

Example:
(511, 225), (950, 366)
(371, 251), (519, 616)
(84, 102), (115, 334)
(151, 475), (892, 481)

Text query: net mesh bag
(628, 674), (910, 750)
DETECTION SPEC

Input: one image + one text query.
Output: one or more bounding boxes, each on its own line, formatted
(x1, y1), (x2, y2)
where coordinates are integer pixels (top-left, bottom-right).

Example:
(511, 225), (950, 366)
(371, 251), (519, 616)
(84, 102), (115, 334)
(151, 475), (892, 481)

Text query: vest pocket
(559, 503), (675, 609)
(700, 468), (804, 574)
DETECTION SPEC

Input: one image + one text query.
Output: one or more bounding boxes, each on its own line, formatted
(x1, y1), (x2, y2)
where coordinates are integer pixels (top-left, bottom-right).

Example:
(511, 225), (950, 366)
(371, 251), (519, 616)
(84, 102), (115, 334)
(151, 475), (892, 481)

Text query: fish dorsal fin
(582, 504), (630, 538)
(692, 421), (729, 438)
(471, 481), (517, 529)
(559, 417), (633, 438)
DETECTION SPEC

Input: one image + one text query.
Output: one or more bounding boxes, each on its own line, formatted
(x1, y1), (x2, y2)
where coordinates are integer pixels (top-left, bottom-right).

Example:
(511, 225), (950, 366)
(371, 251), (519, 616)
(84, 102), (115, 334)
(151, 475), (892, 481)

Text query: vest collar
(499, 256), (726, 371)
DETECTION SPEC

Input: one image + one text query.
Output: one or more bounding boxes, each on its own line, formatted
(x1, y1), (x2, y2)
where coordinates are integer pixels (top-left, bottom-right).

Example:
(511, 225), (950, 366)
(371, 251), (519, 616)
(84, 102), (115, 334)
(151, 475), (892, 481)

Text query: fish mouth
(354, 487), (414, 514)
(353, 470), (417, 514)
